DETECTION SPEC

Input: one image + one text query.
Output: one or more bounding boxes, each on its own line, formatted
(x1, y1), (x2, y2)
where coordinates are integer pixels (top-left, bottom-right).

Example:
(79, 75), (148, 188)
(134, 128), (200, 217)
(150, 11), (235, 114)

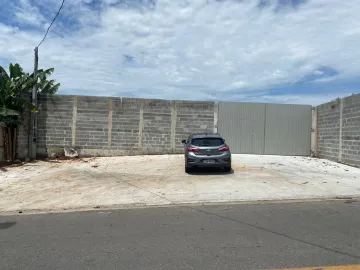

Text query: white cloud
(13, 0), (47, 26)
(313, 70), (324, 76)
(229, 81), (249, 90)
(0, 0), (360, 103)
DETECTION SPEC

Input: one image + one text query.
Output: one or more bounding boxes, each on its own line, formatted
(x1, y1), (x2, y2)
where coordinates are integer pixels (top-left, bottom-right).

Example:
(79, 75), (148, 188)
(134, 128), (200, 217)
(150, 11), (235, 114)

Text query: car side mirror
(181, 140), (187, 144)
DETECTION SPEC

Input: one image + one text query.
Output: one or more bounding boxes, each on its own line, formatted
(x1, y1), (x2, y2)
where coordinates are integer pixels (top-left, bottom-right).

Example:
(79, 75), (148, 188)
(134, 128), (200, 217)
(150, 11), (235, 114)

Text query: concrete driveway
(0, 154), (359, 214)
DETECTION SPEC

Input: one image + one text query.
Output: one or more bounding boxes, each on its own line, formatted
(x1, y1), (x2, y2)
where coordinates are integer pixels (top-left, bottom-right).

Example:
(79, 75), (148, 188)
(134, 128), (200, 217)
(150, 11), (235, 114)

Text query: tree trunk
(6, 128), (11, 161)
(4, 127), (17, 162)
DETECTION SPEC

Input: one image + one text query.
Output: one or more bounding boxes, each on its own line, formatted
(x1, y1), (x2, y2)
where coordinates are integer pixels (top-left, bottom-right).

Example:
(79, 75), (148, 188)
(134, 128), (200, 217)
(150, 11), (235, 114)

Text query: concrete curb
(1, 196), (359, 216)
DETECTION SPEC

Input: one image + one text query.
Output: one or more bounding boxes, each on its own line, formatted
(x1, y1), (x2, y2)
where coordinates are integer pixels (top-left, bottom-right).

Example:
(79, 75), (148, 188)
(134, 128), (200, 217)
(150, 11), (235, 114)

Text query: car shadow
(0, 221), (16, 230)
(188, 167), (234, 176)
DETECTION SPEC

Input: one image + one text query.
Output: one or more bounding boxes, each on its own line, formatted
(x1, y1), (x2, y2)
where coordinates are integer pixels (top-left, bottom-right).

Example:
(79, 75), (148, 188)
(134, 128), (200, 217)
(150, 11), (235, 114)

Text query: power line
(37, 0), (66, 48)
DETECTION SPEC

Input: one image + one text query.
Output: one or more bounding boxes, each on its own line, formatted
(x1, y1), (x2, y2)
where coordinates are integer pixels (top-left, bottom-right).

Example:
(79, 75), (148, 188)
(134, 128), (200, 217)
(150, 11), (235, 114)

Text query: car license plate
(203, 160), (215, 164)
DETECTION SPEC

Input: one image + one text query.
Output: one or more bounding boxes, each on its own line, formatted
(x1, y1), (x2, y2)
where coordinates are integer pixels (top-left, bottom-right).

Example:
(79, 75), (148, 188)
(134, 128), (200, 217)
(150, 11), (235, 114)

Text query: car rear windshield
(191, 138), (224, 147)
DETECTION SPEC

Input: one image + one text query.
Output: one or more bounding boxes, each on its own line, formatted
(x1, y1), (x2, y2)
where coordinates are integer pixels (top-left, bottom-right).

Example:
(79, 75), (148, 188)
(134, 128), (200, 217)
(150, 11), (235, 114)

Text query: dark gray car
(182, 133), (231, 173)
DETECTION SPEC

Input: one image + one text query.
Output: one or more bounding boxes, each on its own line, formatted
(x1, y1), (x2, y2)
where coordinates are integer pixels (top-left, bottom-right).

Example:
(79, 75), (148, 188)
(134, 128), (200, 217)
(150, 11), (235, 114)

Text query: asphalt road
(1, 200), (360, 270)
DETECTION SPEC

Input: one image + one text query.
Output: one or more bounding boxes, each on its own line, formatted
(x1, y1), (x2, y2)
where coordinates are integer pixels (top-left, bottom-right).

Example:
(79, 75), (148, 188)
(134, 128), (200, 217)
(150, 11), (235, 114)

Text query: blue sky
(0, 0), (360, 105)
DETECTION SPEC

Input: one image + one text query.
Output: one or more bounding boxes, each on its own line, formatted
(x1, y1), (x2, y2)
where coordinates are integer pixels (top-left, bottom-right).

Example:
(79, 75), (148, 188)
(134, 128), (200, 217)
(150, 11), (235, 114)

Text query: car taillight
(219, 146), (229, 152)
(187, 146), (199, 152)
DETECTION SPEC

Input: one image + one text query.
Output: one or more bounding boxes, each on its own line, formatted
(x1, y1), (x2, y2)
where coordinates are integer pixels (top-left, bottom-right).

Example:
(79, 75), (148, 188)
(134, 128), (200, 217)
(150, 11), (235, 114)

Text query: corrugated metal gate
(218, 102), (312, 156)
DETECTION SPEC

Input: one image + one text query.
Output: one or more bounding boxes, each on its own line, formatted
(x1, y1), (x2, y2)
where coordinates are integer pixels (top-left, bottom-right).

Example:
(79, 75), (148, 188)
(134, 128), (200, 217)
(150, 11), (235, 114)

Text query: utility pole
(27, 0), (64, 159)
(29, 47), (38, 159)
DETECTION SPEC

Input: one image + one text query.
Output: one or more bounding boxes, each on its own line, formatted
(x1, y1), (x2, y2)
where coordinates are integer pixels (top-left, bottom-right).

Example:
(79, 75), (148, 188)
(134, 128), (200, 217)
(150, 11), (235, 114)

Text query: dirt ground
(0, 154), (360, 214)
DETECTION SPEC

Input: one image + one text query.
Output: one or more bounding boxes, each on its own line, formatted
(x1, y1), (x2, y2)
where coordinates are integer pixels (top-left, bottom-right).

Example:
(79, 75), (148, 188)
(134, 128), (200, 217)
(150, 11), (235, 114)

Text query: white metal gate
(218, 102), (312, 156)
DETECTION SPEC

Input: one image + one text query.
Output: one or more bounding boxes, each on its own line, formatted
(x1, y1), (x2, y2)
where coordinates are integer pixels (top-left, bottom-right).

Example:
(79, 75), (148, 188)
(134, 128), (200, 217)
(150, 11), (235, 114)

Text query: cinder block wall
(342, 94), (360, 165)
(317, 93), (360, 166)
(37, 95), (74, 155)
(26, 94), (216, 157)
(17, 114), (30, 159)
(175, 101), (216, 153)
(316, 99), (341, 161)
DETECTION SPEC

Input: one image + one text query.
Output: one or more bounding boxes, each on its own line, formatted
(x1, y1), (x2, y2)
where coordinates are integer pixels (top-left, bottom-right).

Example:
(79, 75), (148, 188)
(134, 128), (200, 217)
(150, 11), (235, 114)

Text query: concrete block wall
(316, 93), (360, 166)
(342, 94), (360, 165)
(316, 99), (341, 161)
(31, 94), (215, 157)
(76, 96), (109, 152)
(111, 98), (141, 155)
(175, 101), (216, 153)
(142, 99), (172, 154)
(37, 95), (74, 156)
(16, 113), (30, 159)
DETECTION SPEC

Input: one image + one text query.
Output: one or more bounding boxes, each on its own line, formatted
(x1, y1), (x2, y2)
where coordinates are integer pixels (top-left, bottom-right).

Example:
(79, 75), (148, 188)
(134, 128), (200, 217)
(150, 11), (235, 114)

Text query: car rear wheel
(185, 164), (191, 174)
(224, 166), (231, 173)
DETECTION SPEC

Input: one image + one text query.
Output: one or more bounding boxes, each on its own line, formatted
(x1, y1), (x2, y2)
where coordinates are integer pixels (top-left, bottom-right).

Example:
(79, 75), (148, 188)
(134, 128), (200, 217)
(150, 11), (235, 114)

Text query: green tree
(0, 64), (38, 125)
(0, 63), (59, 161)
(37, 68), (60, 94)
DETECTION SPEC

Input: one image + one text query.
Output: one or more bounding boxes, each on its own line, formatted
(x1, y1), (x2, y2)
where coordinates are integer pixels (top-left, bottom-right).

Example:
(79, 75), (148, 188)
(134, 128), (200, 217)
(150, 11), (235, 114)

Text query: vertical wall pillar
(311, 107), (318, 156)
(213, 102), (219, 133)
(170, 101), (177, 153)
(108, 98), (113, 149)
(71, 96), (78, 148)
(338, 98), (344, 162)
(138, 99), (144, 154)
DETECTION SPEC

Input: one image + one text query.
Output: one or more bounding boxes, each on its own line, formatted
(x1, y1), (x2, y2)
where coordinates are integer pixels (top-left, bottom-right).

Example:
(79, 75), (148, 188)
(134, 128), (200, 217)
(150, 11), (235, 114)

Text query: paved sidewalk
(0, 154), (359, 214)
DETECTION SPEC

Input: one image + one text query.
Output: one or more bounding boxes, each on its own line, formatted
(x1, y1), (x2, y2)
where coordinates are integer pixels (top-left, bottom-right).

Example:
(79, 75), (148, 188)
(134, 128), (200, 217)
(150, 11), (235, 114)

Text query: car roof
(190, 133), (223, 139)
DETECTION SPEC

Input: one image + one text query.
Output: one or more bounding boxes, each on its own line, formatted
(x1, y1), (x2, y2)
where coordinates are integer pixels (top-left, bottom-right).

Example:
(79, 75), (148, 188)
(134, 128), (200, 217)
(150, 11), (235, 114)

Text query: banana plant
(0, 64), (39, 109)
(37, 68), (61, 95)
(0, 63), (59, 123)
(0, 108), (19, 127)
(0, 64), (39, 127)
(0, 63), (59, 161)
